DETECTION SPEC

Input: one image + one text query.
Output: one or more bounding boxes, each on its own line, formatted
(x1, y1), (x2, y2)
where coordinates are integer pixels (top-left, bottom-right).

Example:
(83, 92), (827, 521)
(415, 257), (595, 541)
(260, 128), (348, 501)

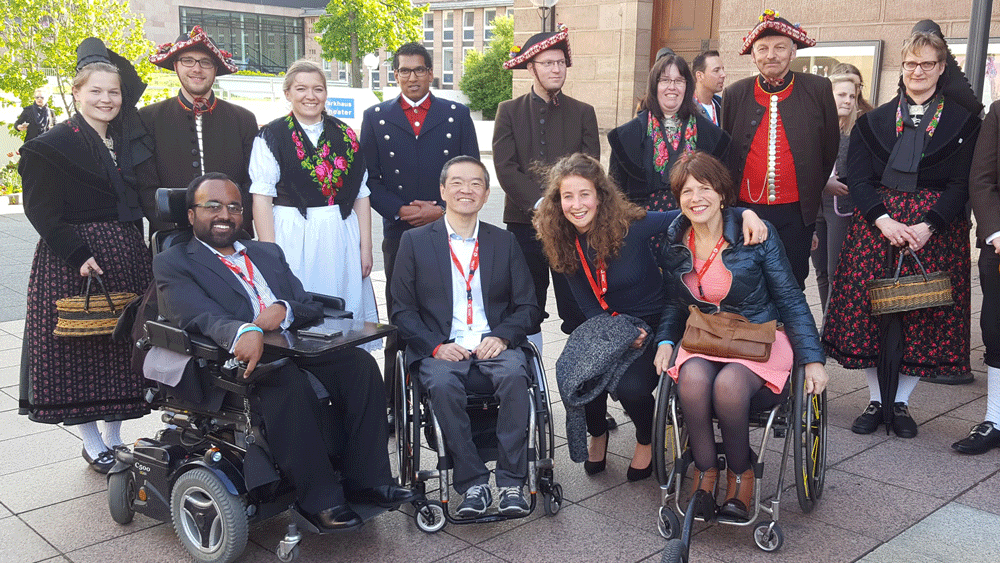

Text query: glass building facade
(179, 7), (304, 73)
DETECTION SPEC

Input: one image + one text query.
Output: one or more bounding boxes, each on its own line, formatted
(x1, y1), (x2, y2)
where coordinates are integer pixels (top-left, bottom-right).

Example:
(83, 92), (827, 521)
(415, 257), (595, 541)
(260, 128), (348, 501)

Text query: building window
(463, 10), (474, 46)
(442, 48), (453, 87)
(484, 9), (497, 41)
(423, 11), (433, 46)
(371, 67), (380, 89)
(179, 7), (304, 74)
(338, 63), (346, 83)
(385, 54), (397, 86)
(443, 11), (453, 43)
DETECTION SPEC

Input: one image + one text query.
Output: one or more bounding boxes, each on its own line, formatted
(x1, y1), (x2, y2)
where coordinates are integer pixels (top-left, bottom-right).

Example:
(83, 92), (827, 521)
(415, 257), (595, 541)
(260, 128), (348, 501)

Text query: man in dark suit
(14, 88), (56, 141)
(361, 41), (479, 414)
(391, 156), (540, 517)
(154, 173), (415, 530)
(494, 25), (599, 348)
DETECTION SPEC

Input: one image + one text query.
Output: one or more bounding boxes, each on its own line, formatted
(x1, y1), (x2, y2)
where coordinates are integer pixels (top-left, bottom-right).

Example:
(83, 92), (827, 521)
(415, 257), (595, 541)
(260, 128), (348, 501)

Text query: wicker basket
(867, 248), (953, 316)
(54, 273), (138, 337)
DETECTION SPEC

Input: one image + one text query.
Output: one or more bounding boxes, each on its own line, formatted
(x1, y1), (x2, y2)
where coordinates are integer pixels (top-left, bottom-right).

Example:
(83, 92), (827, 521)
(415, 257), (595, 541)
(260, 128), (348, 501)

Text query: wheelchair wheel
(793, 373), (827, 513)
(395, 351), (413, 488)
(753, 520), (784, 552)
(543, 483), (563, 516)
(661, 538), (688, 563)
(108, 471), (135, 525)
(654, 377), (684, 487)
(170, 467), (248, 563)
(657, 505), (680, 540)
(414, 501), (446, 533)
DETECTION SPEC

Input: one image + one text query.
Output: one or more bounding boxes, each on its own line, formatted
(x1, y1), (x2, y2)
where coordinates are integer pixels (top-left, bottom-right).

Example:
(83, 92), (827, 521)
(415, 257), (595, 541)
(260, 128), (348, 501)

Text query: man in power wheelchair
(110, 174), (416, 562)
(391, 156), (542, 519)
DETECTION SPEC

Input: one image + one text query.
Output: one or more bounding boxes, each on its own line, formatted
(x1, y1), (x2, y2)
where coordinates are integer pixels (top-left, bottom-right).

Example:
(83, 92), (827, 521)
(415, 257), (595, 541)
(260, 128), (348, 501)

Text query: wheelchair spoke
(180, 488), (224, 552)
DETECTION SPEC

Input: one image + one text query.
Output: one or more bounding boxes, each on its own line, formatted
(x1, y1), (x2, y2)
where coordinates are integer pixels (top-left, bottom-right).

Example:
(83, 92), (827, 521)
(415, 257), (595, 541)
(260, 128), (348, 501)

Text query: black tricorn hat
(149, 25), (238, 75)
(503, 24), (571, 70)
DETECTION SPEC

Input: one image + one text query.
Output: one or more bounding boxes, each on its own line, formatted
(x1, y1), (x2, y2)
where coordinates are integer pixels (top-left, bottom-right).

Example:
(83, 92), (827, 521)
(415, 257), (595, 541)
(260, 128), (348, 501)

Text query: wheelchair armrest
(307, 292), (353, 319)
(144, 320), (225, 362)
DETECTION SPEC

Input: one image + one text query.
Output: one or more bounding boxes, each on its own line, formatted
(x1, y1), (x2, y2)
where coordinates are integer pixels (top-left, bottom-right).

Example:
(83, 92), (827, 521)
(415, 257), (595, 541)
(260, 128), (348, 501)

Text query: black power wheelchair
(393, 342), (564, 532)
(106, 188), (406, 563)
(653, 352), (828, 561)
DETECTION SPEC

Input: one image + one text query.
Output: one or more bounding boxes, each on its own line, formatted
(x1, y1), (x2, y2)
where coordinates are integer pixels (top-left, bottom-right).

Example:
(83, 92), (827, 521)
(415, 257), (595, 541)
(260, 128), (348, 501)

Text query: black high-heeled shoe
(584, 433), (608, 475)
(626, 461), (653, 482)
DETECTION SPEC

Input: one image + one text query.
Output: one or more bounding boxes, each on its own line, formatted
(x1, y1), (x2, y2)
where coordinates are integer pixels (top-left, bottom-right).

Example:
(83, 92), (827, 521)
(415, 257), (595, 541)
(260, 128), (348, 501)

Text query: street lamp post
(530, 0), (559, 33)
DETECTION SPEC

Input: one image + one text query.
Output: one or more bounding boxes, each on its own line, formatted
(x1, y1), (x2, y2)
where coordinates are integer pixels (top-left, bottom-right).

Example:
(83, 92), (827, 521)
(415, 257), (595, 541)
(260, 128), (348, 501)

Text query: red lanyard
(448, 239), (480, 326)
(219, 253), (266, 313)
(687, 229), (727, 299)
(575, 237), (617, 316)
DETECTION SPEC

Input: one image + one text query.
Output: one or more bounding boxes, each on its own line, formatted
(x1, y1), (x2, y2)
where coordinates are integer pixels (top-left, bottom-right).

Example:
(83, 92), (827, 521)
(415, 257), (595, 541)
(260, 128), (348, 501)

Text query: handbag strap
(893, 247), (930, 283)
(81, 271), (118, 315)
(575, 237), (617, 316)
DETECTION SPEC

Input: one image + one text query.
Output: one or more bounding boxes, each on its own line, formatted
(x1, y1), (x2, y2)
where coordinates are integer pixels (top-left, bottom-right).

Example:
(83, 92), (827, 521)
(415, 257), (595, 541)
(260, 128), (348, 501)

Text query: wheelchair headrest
(155, 188), (191, 227)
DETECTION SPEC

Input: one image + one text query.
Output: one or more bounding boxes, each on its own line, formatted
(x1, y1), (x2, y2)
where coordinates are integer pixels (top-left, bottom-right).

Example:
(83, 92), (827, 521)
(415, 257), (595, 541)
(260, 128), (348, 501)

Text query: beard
(194, 218), (240, 250)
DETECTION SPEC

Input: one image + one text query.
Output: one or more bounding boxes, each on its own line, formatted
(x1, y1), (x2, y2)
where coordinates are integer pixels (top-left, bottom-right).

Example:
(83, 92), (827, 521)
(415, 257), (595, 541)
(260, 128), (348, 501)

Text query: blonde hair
(283, 59), (327, 93)
(829, 73), (860, 134)
(72, 62), (119, 92)
(902, 32), (948, 65)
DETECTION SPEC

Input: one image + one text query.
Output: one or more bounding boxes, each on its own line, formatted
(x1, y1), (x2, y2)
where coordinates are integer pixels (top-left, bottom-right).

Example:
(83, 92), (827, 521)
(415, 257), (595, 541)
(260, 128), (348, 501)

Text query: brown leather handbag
(681, 305), (778, 362)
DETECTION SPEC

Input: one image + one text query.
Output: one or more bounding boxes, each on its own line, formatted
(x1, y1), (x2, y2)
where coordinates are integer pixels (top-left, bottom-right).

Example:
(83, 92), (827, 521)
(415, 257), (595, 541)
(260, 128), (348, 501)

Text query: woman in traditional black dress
(18, 38), (152, 473)
(822, 31), (980, 438)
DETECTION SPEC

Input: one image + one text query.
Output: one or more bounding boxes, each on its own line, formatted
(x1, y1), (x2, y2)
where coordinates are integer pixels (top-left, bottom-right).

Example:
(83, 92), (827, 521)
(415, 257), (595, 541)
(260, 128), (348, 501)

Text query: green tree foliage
(315, 0), (426, 88)
(0, 0), (155, 133)
(459, 16), (513, 120)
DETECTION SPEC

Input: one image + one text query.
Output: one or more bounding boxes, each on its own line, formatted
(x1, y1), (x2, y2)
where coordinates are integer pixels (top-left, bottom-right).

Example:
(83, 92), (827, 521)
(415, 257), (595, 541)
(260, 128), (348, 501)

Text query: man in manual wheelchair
(111, 174), (416, 560)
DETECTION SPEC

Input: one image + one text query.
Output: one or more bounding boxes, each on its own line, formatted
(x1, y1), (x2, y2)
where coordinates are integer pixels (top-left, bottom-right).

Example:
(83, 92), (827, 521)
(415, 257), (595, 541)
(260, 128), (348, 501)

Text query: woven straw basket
(867, 248), (953, 316)
(54, 273), (137, 337)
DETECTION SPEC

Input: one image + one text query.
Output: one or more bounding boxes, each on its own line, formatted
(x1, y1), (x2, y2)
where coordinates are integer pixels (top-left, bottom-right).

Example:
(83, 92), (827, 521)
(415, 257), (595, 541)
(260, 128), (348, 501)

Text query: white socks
(79, 422), (108, 458)
(103, 420), (124, 448)
(986, 367), (1000, 425)
(526, 332), (543, 356)
(864, 367), (919, 405)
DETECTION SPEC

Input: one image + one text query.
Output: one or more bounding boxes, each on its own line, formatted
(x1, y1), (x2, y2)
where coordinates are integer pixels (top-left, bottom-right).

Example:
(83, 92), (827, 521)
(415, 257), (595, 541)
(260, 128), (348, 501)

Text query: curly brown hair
(533, 153), (645, 274)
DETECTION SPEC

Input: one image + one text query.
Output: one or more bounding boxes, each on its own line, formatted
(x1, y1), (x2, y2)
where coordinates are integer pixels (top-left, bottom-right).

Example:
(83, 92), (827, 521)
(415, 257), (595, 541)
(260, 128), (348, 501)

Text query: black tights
(584, 342), (659, 445)
(677, 358), (767, 474)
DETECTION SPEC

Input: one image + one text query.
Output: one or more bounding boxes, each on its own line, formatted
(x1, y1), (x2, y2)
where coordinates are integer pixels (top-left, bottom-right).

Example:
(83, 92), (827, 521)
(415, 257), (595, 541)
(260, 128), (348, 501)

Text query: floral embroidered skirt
(20, 221), (152, 424)
(646, 188), (678, 254)
(822, 188), (971, 379)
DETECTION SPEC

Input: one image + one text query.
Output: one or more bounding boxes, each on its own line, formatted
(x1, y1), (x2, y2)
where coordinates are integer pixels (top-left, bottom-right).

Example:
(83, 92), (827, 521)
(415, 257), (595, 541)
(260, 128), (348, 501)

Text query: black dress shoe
(82, 447), (115, 474)
(952, 421), (1000, 455)
(891, 402), (918, 438)
(347, 485), (419, 508)
(583, 432), (608, 475)
(315, 505), (362, 530)
(851, 401), (882, 435)
(626, 462), (653, 482)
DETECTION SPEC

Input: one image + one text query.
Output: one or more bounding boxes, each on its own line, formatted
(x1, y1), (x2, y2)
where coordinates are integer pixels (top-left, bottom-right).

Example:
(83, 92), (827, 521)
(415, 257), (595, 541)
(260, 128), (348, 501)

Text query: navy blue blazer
(361, 95), (479, 240)
(390, 217), (540, 368)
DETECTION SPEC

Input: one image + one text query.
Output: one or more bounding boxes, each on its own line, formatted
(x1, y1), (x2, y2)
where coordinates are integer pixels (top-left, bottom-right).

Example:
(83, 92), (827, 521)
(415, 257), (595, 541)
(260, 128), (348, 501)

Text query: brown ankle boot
(720, 468), (754, 520)
(690, 467), (718, 496)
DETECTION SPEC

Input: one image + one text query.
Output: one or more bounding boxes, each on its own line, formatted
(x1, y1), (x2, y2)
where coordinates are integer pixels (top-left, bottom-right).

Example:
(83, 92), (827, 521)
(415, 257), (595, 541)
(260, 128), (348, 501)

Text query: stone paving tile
(0, 458), (108, 514)
(477, 503), (664, 563)
(578, 480), (668, 537)
(247, 510), (472, 563)
(551, 444), (636, 504)
(857, 503), (1000, 563)
(20, 491), (161, 553)
(836, 438), (1000, 500)
(0, 332), (21, 351)
(0, 429), (80, 477)
(0, 365), (19, 388)
(917, 414), (992, 451)
(0, 389), (17, 412)
(0, 319), (25, 336)
(433, 546), (510, 563)
(949, 396), (988, 422)
(0, 516), (59, 563)
(0, 407), (52, 442)
(0, 501), (11, 519)
(0, 347), (21, 368)
(66, 523), (277, 563)
(784, 468), (946, 542)
(956, 470), (1000, 517)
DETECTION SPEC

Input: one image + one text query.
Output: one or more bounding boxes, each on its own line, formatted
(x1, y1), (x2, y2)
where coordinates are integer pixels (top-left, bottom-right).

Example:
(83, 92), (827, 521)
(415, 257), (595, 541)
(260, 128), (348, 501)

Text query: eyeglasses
(902, 60), (941, 72)
(34, 95), (46, 99)
(532, 59), (567, 70)
(177, 57), (216, 70)
(191, 201), (243, 215)
(396, 66), (430, 78)
(658, 78), (686, 89)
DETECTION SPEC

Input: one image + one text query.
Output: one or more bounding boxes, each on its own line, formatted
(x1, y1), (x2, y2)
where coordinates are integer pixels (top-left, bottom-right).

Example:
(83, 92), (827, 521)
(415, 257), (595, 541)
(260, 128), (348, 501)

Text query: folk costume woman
(250, 60), (378, 347)
(823, 31), (981, 438)
(18, 38), (153, 473)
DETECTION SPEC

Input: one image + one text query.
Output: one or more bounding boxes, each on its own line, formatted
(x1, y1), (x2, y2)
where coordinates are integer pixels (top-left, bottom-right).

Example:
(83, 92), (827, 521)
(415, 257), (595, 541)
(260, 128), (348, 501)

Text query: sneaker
(456, 484), (492, 518)
(952, 421), (1000, 455)
(497, 486), (529, 516)
(891, 402), (918, 438)
(851, 401), (882, 435)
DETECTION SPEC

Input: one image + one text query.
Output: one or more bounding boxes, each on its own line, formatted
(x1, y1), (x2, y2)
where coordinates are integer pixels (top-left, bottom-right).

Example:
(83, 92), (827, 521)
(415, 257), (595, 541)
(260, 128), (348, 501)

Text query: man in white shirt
(391, 156), (540, 518)
(692, 50), (726, 126)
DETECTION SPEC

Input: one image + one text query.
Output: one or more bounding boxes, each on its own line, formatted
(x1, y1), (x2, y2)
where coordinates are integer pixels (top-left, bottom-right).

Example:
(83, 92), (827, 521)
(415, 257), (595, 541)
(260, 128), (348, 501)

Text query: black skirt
(20, 221), (153, 424)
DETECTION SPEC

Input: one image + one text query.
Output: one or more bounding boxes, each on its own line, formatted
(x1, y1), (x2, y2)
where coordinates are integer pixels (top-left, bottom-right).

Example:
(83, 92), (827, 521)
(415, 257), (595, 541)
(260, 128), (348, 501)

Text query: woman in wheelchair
(533, 153), (768, 481)
(652, 152), (828, 521)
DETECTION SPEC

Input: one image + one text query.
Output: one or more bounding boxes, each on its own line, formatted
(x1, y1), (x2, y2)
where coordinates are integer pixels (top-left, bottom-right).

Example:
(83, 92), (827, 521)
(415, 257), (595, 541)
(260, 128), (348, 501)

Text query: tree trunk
(349, 10), (362, 88)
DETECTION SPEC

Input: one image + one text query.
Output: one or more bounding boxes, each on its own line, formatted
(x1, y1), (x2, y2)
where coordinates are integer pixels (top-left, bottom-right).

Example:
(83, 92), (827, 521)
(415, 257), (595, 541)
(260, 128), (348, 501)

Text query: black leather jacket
(655, 208), (825, 365)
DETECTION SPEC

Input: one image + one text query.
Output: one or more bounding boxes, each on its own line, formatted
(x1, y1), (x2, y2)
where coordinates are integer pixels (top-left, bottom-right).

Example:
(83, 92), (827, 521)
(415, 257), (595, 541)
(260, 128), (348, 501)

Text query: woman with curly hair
(533, 153), (766, 480)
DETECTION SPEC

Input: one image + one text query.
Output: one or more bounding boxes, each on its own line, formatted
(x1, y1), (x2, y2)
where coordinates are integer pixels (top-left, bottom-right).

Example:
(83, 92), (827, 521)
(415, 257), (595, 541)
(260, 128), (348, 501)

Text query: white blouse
(249, 119), (369, 199)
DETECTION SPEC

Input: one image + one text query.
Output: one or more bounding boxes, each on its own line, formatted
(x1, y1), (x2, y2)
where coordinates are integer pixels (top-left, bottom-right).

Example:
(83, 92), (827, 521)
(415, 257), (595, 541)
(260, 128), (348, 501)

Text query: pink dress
(667, 256), (793, 394)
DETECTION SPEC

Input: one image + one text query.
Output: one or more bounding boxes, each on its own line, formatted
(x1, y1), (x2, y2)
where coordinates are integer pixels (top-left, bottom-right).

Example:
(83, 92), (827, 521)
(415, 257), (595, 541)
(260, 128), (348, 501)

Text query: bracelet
(236, 325), (263, 340)
(657, 340), (674, 348)
(433, 343), (442, 357)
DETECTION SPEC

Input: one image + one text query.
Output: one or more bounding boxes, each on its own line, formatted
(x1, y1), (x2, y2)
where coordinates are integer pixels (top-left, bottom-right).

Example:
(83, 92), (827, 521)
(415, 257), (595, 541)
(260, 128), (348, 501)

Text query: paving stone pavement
(1, 161), (997, 562)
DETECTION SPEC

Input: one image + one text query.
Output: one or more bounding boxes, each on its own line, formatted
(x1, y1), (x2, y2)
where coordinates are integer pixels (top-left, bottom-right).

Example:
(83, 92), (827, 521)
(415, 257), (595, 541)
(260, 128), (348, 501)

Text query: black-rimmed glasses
(396, 66), (430, 78)
(178, 57), (216, 70)
(191, 201), (243, 215)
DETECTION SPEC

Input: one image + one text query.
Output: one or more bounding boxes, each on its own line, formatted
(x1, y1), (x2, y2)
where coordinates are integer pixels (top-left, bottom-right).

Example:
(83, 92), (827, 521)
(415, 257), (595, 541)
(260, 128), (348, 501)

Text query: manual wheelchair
(106, 188), (402, 563)
(653, 352), (828, 561)
(392, 344), (563, 532)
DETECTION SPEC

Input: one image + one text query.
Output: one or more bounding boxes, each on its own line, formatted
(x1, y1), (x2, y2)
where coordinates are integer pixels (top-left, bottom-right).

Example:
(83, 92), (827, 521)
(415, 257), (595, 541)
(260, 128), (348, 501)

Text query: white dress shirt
(444, 218), (490, 350)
